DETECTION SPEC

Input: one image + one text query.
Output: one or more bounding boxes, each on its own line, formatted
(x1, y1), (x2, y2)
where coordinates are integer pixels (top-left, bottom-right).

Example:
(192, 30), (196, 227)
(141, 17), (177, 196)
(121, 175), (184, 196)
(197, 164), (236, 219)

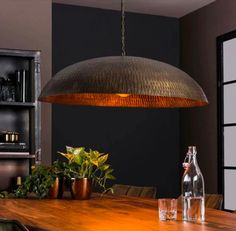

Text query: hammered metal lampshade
(39, 56), (208, 108)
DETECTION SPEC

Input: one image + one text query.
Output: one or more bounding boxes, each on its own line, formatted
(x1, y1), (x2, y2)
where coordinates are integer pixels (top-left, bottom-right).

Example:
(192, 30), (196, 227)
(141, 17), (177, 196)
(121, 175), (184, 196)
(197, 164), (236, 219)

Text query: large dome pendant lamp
(39, 0), (208, 108)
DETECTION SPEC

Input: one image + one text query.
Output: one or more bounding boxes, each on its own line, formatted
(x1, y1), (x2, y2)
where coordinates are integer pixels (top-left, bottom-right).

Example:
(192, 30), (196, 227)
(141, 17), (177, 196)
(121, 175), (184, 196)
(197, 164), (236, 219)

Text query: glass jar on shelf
(1, 77), (16, 102)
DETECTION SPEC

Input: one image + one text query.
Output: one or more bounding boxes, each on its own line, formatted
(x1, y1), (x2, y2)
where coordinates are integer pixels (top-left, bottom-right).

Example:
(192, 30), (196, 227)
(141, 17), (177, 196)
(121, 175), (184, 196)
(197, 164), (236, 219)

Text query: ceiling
(53, 0), (216, 18)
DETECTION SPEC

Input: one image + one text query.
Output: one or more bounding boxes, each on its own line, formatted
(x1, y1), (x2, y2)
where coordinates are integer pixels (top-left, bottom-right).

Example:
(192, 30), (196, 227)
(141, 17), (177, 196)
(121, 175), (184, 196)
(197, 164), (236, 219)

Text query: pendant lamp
(39, 0), (208, 108)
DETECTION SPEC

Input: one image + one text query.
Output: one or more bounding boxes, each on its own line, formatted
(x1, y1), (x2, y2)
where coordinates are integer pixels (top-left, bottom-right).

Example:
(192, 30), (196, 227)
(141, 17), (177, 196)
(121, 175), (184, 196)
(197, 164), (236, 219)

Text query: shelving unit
(0, 154), (35, 159)
(0, 48), (41, 191)
(0, 102), (35, 107)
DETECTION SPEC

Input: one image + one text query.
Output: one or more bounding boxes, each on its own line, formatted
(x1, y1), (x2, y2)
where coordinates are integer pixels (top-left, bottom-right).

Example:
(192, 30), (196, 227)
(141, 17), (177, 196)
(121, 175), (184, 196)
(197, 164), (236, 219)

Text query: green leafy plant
(58, 146), (115, 193)
(52, 160), (70, 178)
(0, 191), (14, 198)
(15, 165), (57, 199)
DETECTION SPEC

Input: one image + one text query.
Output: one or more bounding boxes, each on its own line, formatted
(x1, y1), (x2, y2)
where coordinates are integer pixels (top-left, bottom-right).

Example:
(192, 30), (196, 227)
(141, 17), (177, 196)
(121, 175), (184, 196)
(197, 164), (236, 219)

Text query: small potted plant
(50, 160), (69, 198)
(58, 146), (115, 200)
(15, 165), (58, 199)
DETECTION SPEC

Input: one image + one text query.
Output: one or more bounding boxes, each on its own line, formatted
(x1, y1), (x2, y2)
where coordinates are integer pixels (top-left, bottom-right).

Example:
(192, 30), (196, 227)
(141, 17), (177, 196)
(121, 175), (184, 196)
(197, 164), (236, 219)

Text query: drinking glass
(158, 198), (177, 221)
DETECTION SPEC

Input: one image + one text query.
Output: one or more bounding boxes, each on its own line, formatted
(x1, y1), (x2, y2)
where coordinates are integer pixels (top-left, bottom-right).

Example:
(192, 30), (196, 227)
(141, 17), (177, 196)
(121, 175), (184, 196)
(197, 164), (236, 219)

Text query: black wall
(52, 4), (180, 197)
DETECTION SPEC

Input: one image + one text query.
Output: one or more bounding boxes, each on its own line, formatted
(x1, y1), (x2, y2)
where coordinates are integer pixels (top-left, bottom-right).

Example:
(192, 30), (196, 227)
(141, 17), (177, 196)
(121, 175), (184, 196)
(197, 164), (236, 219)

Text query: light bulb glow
(117, 94), (130, 98)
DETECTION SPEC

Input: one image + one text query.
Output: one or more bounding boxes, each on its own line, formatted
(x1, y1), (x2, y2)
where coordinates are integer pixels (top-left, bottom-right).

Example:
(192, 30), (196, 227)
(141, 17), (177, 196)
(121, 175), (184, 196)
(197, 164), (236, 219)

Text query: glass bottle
(182, 146), (205, 222)
(4, 78), (16, 102)
(15, 70), (22, 102)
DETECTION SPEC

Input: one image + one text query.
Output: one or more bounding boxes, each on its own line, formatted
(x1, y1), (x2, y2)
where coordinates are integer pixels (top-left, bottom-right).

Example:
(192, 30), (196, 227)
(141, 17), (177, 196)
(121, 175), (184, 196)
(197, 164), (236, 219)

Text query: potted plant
(50, 160), (70, 198)
(15, 165), (58, 199)
(58, 146), (115, 200)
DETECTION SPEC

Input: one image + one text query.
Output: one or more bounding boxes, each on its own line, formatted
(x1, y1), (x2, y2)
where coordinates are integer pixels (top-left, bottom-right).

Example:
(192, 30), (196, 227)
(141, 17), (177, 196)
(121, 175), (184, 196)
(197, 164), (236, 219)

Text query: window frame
(217, 30), (236, 211)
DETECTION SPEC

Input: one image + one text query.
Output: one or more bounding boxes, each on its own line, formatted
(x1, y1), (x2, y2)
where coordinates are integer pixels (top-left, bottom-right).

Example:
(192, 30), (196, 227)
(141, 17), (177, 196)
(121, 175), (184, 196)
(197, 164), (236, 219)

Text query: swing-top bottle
(182, 146), (205, 222)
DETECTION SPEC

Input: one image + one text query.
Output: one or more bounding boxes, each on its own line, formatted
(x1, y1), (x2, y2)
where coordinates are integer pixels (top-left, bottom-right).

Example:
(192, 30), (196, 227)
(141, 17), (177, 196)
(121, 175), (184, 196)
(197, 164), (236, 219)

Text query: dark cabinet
(0, 49), (41, 191)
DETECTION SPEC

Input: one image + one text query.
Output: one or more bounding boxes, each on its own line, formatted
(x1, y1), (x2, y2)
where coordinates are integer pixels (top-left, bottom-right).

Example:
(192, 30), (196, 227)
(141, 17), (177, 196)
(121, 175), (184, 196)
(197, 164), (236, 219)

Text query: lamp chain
(121, 0), (126, 56)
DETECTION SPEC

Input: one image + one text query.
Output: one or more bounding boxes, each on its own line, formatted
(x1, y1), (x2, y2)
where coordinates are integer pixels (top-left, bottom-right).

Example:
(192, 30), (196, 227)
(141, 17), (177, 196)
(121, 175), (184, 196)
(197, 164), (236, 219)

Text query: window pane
(224, 83), (236, 124)
(223, 38), (236, 82)
(224, 169), (236, 210)
(224, 126), (236, 166)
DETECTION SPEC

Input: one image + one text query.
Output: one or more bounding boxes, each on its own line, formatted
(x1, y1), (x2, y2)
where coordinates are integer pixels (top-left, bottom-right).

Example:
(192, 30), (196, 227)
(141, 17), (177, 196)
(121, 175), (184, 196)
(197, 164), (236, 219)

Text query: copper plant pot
(58, 177), (65, 199)
(70, 178), (92, 200)
(48, 177), (59, 199)
(48, 177), (65, 199)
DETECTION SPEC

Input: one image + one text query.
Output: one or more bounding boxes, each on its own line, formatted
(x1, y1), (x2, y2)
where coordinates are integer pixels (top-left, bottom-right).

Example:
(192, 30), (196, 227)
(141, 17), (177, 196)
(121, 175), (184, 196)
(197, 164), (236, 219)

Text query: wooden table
(0, 194), (235, 231)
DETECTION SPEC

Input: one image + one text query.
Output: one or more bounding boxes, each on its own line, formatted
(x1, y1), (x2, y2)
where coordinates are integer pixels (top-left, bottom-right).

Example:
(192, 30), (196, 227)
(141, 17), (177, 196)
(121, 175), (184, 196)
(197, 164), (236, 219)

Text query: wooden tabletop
(0, 194), (235, 231)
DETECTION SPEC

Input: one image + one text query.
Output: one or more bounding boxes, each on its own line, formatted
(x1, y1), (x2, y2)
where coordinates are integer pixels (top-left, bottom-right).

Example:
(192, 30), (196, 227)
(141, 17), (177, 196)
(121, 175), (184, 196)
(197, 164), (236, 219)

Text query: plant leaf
(100, 164), (110, 171)
(106, 174), (115, 180)
(74, 154), (83, 165)
(90, 159), (99, 166)
(98, 154), (108, 165)
(66, 146), (74, 153)
(105, 168), (114, 174)
(58, 152), (75, 162)
(73, 147), (85, 155)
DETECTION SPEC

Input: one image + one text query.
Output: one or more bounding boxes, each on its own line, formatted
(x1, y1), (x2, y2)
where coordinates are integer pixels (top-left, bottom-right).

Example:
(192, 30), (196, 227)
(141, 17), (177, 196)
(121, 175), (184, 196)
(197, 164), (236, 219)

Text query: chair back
(112, 184), (157, 199)
(177, 194), (223, 210)
(205, 194), (223, 210)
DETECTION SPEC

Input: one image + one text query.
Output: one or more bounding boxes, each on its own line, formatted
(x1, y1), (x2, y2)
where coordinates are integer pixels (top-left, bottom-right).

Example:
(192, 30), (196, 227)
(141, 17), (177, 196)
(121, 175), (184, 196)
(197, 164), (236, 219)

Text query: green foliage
(58, 146), (115, 192)
(15, 165), (56, 199)
(0, 191), (13, 198)
(52, 160), (69, 177)
(10, 146), (115, 199)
